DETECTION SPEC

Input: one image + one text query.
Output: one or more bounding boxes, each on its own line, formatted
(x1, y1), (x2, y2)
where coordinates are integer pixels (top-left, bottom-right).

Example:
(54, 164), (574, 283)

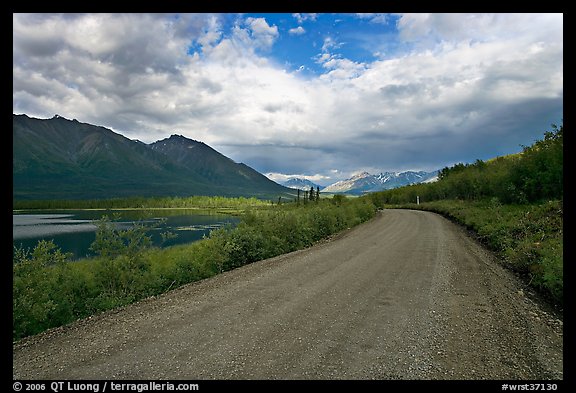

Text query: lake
(13, 209), (240, 260)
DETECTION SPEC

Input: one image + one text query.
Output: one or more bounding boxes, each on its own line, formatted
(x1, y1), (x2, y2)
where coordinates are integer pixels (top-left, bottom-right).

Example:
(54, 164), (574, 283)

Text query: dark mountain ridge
(13, 114), (294, 200)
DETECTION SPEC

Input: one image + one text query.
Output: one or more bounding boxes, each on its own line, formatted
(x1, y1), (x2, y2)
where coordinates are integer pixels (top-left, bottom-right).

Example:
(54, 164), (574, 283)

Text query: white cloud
(355, 13), (389, 24)
(321, 37), (342, 52)
(397, 13), (562, 47)
(314, 53), (332, 64)
(197, 15), (222, 48)
(244, 17), (279, 50)
(292, 13), (318, 24)
(13, 13), (563, 178)
(266, 172), (333, 185)
(196, 16), (279, 63)
(320, 58), (367, 80)
(314, 36), (367, 80)
(289, 26), (306, 35)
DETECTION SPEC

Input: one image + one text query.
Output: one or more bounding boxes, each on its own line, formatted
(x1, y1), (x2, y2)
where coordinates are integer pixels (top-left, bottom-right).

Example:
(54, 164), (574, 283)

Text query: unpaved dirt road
(13, 209), (563, 380)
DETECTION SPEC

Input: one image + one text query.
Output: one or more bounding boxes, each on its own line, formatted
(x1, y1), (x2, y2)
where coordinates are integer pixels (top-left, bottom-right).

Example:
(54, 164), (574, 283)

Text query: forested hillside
(372, 123), (562, 205)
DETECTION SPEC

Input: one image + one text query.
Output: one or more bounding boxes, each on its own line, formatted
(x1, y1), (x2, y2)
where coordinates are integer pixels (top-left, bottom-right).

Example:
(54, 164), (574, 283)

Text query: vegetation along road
(13, 209), (563, 380)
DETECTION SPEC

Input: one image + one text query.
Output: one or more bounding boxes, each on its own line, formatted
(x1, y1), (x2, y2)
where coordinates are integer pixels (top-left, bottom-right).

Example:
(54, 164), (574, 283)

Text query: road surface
(13, 209), (563, 380)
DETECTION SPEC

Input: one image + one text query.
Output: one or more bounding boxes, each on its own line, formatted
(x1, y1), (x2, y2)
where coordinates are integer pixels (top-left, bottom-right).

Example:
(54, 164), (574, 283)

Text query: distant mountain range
(13, 114), (295, 200)
(321, 171), (438, 195)
(281, 178), (322, 191)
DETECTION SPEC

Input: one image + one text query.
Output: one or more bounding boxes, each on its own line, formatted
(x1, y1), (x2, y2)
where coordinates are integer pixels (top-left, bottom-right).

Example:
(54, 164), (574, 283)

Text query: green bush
(13, 196), (377, 341)
(13, 241), (75, 339)
(373, 123), (562, 206)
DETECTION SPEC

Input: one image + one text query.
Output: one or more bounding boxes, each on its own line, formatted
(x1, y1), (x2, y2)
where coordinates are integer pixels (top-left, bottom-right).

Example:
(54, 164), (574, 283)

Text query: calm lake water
(13, 209), (240, 260)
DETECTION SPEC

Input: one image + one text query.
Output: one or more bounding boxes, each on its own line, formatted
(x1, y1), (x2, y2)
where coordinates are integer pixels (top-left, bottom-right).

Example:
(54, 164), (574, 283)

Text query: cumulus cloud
(244, 17), (279, 49)
(13, 13), (563, 183)
(321, 36), (342, 53)
(289, 26), (306, 35)
(292, 13), (318, 24)
(266, 172), (332, 186)
(320, 57), (367, 80)
(200, 16), (279, 65)
(355, 13), (389, 24)
(397, 13), (562, 47)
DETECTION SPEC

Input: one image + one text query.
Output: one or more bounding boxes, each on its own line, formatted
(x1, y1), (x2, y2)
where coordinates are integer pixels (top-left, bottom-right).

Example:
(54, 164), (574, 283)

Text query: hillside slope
(13, 114), (294, 200)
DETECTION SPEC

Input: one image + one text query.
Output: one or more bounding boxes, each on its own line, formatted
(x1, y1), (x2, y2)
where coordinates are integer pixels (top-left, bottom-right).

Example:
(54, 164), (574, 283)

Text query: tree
(438, 162), (467, 180)
(90, 215), (152, 260)
(509, 122), (563, 202)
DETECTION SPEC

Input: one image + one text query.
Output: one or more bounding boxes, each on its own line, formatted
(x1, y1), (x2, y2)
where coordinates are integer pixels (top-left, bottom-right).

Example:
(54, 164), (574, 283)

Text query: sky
(13, 13), (563, 186)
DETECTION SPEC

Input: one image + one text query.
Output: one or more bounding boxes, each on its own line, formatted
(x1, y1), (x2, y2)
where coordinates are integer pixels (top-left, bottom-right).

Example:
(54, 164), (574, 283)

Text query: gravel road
(13, 209), (563, 380)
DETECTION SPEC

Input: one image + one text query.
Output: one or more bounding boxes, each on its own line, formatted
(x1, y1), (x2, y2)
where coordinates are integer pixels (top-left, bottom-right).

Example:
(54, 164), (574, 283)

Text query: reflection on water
(13, 215), (97, 239)
(13, 209), (239, 260)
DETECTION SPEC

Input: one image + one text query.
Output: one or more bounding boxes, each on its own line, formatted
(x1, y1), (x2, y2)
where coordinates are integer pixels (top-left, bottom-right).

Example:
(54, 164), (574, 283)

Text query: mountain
(149, 135), (286, 192)
(281, 178), (321, 191)
(322, 172), (379, 194)
(322, 170), (439, 195)
(13, 114), (295, 200)
(374, 171), (439, 189)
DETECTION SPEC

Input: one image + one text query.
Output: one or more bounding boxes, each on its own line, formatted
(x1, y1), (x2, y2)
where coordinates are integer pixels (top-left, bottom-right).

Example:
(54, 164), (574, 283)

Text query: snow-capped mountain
(321, 172), (380, 194)
(282, 178), (321, 191)
(322, 170), (439, 195)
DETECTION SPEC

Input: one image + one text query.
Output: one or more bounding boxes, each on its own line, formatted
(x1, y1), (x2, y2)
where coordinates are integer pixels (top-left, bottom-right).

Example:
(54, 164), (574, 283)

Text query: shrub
(13, 241), (72, 339)
(13, 196), (377, 341)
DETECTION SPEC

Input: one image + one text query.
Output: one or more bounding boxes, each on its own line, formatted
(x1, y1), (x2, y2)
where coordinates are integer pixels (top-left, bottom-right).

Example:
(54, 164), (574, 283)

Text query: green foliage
(331, 194), (347, 206)
(90, 215), (152, 259)
(509, 123), (563, 203)
(160, 229), (178, 244)
(207, 197), (377, 272)
(309, 186), (316, 202)
(13, 241), (78, 339)
(373, 123), (562, 206)
(13, 195), (269, 210)
(13, 196), (376, 341)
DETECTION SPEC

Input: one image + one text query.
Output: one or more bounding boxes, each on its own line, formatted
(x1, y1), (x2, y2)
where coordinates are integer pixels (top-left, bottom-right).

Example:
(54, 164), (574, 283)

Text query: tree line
(13, 195), (269, 210)
(295, 186), (321, 205)
(370, 123), (563, 206)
